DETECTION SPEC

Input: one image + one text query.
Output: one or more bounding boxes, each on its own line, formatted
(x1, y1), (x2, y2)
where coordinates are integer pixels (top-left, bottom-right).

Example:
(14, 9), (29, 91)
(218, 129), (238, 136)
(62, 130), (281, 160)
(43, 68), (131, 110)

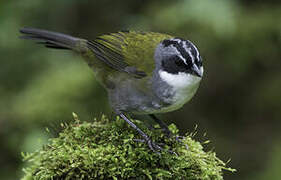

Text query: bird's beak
(192, 65), (203, 77)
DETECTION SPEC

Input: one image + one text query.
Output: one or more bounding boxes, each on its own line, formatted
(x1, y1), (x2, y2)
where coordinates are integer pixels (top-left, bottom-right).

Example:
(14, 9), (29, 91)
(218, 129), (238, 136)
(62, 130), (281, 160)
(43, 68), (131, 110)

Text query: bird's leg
(149, 114), (172, 137)
(149, 114), (179, 137)
(118, 113), (163, 154)
(149, 114), (188, 149)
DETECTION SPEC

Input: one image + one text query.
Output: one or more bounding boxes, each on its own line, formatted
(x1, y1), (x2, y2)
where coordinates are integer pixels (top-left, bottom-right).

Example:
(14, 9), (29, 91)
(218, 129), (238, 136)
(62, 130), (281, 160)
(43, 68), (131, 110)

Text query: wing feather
(87, 31), (173, 78)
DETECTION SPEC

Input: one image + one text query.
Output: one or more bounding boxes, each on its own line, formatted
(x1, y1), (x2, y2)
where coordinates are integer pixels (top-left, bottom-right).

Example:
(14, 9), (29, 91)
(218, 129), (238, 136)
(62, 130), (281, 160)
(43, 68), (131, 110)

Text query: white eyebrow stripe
(171, 38), (182, 43)
(187, 40), (200, 63)
(182, 41), (194, 64)
(171, 38), (192, 65)
(167, 38), (201, 66)
(192, 43), (200, 63)
(170, 45), (186, 63)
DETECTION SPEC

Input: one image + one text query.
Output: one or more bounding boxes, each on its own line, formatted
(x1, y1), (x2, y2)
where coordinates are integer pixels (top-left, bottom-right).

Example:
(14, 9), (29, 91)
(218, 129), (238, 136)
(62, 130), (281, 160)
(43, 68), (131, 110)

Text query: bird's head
(155, 38), (203, 78)
(154, 38), (203, 89)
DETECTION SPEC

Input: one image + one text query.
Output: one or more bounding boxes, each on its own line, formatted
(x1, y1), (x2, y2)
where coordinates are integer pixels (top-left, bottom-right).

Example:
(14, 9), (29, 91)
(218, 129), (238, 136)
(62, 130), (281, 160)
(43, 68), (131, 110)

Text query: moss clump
(22, 114), (235, 180)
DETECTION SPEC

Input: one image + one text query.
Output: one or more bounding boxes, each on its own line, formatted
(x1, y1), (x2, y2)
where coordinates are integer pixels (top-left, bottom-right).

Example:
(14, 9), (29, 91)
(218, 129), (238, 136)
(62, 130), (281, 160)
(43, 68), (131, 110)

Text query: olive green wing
(87, 31), (173, 78)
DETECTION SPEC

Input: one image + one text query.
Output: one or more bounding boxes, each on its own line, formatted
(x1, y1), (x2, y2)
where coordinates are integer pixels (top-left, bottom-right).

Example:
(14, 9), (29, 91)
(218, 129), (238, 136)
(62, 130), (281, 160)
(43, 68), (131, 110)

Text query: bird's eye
(161, 56), (190, 74)
(174, 57), (187, 68)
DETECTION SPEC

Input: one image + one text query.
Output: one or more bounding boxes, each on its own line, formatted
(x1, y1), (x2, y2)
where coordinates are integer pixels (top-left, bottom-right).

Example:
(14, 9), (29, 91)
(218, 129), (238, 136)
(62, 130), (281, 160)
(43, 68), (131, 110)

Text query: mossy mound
(22, 114), (234, 180)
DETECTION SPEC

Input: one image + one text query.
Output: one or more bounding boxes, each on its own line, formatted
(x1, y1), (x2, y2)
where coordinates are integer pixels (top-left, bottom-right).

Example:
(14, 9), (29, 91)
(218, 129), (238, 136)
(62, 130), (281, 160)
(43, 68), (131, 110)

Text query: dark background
(0, 0), (280, 179)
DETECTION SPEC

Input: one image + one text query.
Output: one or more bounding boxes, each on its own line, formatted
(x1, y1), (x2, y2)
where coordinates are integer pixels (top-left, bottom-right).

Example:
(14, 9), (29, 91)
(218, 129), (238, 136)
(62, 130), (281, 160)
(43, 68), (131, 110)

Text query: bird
(19, 27), (203, 153)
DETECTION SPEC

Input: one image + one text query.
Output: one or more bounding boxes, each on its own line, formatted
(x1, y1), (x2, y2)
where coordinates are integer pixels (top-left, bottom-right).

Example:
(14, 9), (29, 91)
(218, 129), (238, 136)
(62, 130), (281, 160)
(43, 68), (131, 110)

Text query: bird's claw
(133, 138), (177, 155)
(174, 136), (188, 150)
(163, 131), (189, 150)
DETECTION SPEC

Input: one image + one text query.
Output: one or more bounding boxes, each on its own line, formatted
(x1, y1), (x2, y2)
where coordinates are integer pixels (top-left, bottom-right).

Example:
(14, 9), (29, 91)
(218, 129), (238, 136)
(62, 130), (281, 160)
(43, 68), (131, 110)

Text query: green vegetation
(22, 114), (234, 180)
(0, 0), (280, 179)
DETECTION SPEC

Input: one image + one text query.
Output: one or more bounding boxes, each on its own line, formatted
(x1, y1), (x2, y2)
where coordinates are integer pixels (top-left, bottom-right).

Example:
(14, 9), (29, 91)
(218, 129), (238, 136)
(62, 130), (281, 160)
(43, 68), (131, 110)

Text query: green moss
(22, 114), (235, 180)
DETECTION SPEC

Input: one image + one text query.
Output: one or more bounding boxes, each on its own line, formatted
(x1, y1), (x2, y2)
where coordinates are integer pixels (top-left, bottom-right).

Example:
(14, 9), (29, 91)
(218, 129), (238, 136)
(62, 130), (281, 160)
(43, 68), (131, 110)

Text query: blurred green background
(0, 0), (280, 179)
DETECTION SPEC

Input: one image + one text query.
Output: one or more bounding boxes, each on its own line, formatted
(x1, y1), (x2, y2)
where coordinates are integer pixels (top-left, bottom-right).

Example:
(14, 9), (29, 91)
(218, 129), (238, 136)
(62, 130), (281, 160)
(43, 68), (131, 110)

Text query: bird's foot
(174, 135), (188, 149)
(148, 114), (188, 150)
(134, 138), (178, 156)
(161, 129), (188, 150)
(117, 113), (178, 155)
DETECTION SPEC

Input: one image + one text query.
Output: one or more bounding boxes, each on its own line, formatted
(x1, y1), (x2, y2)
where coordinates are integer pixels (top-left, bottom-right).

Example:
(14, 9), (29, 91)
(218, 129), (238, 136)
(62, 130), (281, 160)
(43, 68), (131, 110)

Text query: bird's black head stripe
(162, 39), (193, 66)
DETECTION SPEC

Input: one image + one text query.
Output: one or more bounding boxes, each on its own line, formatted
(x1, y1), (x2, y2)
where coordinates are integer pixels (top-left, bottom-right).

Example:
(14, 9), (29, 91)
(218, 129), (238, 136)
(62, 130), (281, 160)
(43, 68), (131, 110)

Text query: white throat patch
(159, 70), (201, 89)
(157, 69), (202, 113)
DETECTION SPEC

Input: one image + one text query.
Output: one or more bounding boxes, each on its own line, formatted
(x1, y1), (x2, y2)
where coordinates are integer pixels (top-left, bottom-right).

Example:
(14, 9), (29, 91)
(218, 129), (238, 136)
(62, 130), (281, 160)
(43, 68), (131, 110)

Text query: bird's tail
(19, 27), (87, 52)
